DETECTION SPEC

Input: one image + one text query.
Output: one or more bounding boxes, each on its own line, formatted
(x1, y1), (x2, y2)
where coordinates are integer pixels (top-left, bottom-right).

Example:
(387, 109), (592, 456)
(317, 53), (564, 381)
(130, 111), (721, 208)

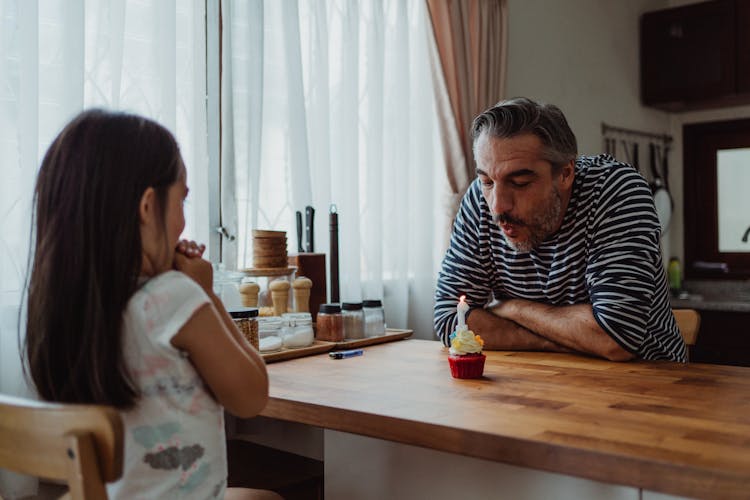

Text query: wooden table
(260, 339), (750, 499)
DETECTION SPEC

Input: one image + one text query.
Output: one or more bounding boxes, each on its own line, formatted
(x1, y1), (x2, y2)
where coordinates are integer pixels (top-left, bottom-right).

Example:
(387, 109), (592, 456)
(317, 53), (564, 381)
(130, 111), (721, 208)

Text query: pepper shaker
(292, 277), (313, 313)
(269, 279), (291, 316)
(239, 281), (260, 307)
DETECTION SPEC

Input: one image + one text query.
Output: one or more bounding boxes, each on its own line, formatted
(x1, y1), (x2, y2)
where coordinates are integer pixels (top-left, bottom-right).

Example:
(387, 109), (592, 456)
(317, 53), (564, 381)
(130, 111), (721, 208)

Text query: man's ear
(139, 187), (156, 225)
(559, 160), (575, 189)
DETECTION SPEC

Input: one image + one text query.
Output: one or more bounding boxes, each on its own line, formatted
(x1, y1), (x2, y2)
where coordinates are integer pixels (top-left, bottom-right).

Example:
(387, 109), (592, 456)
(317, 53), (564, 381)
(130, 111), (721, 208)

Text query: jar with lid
(363, 300), (386, 337)
(213, 264), (245, 310)
(281, 312), (314, 348)
(342, 302), (365, 339)
(316, 304), (344, 342)
(229, 307), (259, 349)
(257, 317), (284, 353)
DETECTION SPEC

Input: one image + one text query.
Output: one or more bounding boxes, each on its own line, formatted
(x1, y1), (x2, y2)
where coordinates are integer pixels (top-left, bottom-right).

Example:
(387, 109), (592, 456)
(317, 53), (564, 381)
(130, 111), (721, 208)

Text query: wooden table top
(261, 339), (750, 499)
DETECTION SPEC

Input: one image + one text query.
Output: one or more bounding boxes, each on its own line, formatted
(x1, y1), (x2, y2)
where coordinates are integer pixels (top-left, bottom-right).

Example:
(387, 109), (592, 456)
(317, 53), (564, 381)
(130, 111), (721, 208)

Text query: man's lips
(500, 223), (520, 238)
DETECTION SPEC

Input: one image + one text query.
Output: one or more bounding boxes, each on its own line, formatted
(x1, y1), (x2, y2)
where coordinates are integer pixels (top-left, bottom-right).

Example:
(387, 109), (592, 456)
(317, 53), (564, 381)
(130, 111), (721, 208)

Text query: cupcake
(448, 325), (485, 379)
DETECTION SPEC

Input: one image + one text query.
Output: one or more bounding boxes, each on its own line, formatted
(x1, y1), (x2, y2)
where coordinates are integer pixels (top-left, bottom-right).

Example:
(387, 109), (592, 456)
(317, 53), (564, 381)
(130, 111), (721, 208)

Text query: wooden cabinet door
(641, 0), (736, 107)
(737, 0), (750, 93)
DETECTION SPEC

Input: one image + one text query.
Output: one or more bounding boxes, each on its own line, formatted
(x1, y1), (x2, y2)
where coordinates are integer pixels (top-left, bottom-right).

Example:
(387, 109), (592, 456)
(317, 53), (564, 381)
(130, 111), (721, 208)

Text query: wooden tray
(262, 339), (335, 363)
(333, 328), (413, 349)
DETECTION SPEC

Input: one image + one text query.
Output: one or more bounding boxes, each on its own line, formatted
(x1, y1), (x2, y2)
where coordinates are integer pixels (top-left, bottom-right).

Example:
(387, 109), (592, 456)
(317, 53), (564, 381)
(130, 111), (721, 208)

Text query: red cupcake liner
(448, 353), (486, 379)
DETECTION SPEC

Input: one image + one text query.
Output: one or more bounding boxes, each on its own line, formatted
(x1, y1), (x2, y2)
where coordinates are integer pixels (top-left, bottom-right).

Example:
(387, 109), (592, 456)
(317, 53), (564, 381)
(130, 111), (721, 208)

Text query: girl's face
(140, 168), (188, 276)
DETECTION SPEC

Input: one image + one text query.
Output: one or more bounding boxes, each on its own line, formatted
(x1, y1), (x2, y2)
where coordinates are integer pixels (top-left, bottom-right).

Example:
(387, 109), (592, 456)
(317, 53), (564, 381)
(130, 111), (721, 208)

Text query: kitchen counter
(671, 296), (750, 312)
(261, 339), (750, 499)
(671, 279), (750, 312)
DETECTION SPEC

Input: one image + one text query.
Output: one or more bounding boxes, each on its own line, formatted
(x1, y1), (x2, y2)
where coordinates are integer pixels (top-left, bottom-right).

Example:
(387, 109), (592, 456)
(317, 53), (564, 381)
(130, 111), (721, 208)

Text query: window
(683, 118), (750, 278)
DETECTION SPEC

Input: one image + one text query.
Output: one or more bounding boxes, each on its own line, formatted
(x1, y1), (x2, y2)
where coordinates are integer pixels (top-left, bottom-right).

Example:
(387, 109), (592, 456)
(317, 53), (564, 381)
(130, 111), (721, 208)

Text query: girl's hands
(176, 239), (206, 258)
(173, 239), (212, 292)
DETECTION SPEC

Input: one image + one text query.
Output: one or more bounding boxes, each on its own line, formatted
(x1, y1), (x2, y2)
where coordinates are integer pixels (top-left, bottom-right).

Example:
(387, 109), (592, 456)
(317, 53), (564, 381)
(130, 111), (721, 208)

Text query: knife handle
(305, 206), (315, 253)
(296, 211), (304, 253)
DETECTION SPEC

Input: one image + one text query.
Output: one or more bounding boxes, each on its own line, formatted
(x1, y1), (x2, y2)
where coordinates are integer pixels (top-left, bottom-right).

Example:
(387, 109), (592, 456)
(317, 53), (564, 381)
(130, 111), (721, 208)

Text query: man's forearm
(466, 308), (571, 352)
(489, 300), (634, 361)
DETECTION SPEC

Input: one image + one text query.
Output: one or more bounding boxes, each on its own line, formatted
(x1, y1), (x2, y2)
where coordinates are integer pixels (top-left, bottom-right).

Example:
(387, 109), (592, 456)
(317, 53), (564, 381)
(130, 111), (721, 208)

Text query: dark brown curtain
(426, 0), (507, 238)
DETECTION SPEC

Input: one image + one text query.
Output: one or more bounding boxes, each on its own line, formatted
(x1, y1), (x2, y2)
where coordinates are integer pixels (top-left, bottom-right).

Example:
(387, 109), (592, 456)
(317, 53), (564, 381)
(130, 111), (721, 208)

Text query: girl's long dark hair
(25, 109), (183, 408)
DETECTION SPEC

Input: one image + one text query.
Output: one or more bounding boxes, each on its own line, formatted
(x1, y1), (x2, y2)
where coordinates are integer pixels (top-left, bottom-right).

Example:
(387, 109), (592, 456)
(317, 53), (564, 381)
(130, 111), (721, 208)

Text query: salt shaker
(269, 279), (290, 316)
(292, 276), (313, 312)
(239, 281), (260, 307)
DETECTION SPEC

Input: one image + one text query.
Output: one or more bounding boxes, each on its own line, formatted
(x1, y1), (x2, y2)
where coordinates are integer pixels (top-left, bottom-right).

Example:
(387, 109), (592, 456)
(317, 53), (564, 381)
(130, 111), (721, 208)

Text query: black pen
(329, 349), (363, 360)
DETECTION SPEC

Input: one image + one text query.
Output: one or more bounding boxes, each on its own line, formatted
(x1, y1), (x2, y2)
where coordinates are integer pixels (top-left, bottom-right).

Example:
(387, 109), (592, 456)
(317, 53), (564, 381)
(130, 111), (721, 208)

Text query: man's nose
(490, 184), (513, 215)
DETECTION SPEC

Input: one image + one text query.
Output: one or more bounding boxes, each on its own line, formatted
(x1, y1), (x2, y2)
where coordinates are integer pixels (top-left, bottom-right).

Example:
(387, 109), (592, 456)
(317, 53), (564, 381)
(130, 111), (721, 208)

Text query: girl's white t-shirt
(107, 271), (226, 499)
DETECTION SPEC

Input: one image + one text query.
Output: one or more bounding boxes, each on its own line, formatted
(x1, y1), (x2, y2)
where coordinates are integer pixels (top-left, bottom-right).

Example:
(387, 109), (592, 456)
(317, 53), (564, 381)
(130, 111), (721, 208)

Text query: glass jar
(257, 317), (284, 352)
(281, 312), (314, 348)
(213, 264), (245, 310)
(229, 307), (259, 349)
(341, 302), (365, 339)
(316, 304), (344, 342)
(363, 299), (386, 337)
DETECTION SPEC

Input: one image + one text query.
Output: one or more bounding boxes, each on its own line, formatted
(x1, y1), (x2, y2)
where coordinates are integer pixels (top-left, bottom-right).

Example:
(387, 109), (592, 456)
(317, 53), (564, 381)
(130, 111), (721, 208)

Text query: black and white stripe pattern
(434, 155), (686, 362)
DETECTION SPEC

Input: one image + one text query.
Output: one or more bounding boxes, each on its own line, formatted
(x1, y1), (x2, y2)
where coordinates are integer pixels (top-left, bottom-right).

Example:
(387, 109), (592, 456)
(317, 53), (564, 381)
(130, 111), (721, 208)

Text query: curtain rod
(601, 122), (673, 144)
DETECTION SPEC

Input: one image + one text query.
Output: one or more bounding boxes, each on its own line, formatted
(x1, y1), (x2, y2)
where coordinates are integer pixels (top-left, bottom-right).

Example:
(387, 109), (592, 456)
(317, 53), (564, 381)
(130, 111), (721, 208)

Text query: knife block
(288, 253), (327, 322)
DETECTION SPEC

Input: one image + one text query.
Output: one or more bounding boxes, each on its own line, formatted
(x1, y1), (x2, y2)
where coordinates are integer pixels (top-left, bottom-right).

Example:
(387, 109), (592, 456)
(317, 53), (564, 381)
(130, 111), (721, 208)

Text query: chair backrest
(0, 394), (123, 500)
(673, 309), (701, 346)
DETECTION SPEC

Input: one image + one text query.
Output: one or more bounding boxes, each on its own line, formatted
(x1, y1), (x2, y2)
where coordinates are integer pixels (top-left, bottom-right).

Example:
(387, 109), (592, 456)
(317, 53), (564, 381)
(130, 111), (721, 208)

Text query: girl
(24, 109), (280, 499)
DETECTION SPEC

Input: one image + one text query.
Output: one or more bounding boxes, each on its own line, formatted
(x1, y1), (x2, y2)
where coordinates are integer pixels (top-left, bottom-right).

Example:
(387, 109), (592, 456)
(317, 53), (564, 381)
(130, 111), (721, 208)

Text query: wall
(505, 0), (669, 156)
(504, 0), (750, 266)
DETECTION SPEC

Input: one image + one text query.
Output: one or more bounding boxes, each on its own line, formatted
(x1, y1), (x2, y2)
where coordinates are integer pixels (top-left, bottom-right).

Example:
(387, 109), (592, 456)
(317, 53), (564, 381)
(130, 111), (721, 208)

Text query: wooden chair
(0, 394), (123, 500)
(673, 309), (701, 360)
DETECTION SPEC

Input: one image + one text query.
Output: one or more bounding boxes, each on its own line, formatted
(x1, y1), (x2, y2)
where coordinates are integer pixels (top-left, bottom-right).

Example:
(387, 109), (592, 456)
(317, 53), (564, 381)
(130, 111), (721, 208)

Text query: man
(434, 97), (686, 362)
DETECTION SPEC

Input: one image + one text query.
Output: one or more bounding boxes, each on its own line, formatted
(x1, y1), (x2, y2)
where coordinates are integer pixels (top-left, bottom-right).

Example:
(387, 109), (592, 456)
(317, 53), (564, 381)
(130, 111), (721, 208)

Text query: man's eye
(480, 179), (493, 188)
(510, 180), (531, 188)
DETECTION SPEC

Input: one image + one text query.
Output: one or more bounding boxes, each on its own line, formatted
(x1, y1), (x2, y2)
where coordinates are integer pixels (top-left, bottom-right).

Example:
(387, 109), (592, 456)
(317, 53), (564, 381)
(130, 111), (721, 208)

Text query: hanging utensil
(649, 142), (673, 234)
(662, 143), (671, 192)
(621, 139), (633, 166)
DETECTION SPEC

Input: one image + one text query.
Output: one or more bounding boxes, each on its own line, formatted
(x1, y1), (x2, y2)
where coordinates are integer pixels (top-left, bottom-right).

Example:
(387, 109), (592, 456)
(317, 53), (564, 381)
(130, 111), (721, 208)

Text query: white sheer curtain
(222, 0), (446, 338)
(0, 1), (207, 496)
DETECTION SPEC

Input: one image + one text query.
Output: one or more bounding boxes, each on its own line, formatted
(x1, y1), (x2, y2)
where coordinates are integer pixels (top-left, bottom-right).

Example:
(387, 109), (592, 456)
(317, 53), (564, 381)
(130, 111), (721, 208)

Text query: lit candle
(457, 295), (469, 329)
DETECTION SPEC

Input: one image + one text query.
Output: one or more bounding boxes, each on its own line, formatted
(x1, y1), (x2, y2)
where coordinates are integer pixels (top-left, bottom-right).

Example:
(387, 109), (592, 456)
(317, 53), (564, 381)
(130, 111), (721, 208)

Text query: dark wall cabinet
(641, 0), (750, 111)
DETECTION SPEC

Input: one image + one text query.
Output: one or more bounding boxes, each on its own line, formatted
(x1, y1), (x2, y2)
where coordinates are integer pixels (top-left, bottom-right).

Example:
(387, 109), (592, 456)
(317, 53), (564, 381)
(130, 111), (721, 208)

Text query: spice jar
(257, 316), (284, 353)
(229, 307), (259, 349)
(316, 304), (344, 342)
(363, 299), (386, 337)
(342, 302), (365, 339)
(281, 312), (314, 348)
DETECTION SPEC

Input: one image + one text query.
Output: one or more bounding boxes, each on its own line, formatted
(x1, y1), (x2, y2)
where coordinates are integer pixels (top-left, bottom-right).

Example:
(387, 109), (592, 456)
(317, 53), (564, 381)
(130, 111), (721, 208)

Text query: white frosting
(449, 325), (483, 355)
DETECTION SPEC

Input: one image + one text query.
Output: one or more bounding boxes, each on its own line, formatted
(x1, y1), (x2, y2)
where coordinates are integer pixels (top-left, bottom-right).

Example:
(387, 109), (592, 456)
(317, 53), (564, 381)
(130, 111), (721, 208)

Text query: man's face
(475, 132), (574, 252)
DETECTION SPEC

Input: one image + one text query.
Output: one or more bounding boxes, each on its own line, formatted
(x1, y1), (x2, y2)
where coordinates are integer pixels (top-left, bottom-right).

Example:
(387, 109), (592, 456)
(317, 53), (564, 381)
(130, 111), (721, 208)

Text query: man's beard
(493, 187), (563, 252)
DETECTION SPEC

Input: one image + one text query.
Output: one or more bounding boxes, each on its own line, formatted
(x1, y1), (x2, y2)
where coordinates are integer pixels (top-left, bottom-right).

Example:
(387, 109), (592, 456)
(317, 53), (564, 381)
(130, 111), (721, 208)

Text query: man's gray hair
(471, 97), (578, 168)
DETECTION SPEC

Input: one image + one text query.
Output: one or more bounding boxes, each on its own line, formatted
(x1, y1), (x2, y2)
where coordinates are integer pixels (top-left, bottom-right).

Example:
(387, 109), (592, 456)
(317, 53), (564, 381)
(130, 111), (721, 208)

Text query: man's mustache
(493, 213), (525, 226)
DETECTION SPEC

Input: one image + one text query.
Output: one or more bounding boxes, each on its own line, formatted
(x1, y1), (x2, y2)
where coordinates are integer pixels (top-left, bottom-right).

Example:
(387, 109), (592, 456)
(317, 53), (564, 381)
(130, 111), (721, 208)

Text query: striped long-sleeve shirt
(434, 155), (686, 362)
